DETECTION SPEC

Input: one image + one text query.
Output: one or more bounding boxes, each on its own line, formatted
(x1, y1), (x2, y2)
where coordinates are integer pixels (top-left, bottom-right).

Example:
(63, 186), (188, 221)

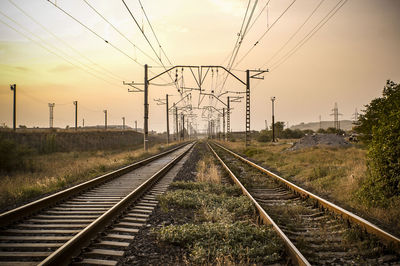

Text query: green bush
(257, 130), (272, 142)
(355, 80), (400, 207)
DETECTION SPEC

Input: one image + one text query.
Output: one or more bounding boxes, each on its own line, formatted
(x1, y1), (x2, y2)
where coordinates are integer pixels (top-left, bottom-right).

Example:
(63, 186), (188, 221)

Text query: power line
(47, 0), (144, 67)
(121, 0), (177, 88)
(81, 0), (160, 67)
(8, 0), (129, 82)
(137, 0), (173, 66)
(246, 0), (272, 35)
(262, 0), (325, 67)
(0, 15), (122, 87)
(271, 0), (348, 71)
(234, 0), (297, 68)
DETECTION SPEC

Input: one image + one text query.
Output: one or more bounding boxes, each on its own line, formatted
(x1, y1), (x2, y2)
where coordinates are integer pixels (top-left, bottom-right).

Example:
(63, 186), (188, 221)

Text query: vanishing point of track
(0, 142), (194, 266)
(209, 141), (400, 265)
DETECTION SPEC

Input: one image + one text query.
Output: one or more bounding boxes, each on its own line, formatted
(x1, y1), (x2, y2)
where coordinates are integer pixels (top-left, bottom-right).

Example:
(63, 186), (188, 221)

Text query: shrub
(355, 80), (400, 207)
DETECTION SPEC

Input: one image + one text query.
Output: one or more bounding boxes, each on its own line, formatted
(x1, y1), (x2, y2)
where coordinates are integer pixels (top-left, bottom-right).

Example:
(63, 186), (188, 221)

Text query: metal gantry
(124, 64), (267, 149)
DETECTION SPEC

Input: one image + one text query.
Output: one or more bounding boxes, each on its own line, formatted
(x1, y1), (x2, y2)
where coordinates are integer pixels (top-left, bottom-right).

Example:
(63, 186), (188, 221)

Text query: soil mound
(289, 134), (350, 151)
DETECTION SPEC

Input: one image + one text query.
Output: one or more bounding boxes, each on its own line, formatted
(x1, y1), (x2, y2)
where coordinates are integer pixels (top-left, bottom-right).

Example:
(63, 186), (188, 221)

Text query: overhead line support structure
(125, 65), (267, 148)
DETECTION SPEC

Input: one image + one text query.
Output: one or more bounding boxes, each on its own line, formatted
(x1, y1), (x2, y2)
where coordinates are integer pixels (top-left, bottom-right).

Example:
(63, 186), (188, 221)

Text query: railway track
(209, 142), (400, 265)
(0, 142), (194, 266)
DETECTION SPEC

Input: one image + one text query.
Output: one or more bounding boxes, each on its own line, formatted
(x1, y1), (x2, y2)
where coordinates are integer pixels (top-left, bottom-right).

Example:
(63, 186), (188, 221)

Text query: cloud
(48, 64), (75, 73)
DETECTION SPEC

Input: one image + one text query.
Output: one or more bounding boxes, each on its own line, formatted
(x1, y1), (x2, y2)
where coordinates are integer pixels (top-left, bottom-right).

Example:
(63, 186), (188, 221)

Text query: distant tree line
(256, 122), (345, 142)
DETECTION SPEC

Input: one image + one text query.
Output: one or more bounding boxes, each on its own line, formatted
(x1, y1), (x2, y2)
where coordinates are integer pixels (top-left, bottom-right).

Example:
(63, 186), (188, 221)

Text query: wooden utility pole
(122, 117), (125, 130)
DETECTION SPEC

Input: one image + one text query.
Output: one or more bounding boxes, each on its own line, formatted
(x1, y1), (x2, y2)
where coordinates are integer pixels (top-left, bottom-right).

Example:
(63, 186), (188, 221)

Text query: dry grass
(196, 156), (221, 184)
(218, 140), (400, 235)
(0, 142), (179, 211)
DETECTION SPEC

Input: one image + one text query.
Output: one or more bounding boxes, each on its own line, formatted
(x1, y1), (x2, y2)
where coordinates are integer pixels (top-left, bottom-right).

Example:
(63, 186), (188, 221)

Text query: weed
(157, 221), (284, 264)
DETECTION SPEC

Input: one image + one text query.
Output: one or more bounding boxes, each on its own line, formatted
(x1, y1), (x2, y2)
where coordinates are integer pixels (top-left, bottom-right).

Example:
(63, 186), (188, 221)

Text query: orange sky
(1, 0), (399, 132)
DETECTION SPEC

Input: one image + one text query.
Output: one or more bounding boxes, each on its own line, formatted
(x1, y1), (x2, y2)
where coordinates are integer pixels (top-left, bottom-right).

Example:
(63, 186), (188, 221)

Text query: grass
(155, 154), (285, 264)
(218, 140), (400, 235)
(0, 142), (179, 211)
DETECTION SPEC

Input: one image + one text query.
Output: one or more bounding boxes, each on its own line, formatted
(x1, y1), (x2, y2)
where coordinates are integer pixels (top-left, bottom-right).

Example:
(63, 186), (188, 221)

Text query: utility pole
(271, 97), (276, 142)
(73, 101), (78, 131)
(48, 103), (55, 129)
(245, 70), (250, 146)
(181, 113), (185, 141)
(144, 64), (149, 151)
(175, 106), (178, 141)
(135, 120), (137, 132)
(166, 94), (170, 144)
(226, 97), (230, 141)
(10, 84), (16, 131)
(222, 108), (225, 141)
(82, 118), (85, 128)
(265, 120), (268, 130)
(103, 110), (107, 130)
(319, 115), (322, 130)
(122, 117), (125, 130)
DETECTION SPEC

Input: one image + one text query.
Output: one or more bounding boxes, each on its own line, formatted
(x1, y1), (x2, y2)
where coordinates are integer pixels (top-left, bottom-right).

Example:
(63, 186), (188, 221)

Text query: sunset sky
(1, 0), (399, 132)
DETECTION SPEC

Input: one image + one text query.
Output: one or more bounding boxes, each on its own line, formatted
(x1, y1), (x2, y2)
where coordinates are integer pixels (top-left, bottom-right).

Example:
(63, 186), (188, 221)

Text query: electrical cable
(47, 0), (144, 67)
(271, 0), (348, 71)
(262, 0), (325, 67)
(0, 16), (123, 88)
(82, 0), (160, 67)
(234, 0), (297, 68)
(9, 0), (129, 82)
(121, 0), (177, 89)
(137, 0), (173, 66)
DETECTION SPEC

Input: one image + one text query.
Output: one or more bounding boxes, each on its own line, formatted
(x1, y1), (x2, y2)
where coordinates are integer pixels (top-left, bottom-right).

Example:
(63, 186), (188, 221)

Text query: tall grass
(0, 142), (178, 211)
(218, 140), (400, 235)
(195, 156), (221, 184)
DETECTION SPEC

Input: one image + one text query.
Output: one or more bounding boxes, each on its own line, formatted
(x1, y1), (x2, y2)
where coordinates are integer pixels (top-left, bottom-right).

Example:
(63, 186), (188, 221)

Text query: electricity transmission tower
(48, 103), (55, 129)
(330, 102), (343, 130)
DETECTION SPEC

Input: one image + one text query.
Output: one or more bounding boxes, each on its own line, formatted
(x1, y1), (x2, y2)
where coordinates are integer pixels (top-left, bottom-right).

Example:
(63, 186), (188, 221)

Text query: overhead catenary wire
(137, 0), (173, 66)
(234, 0), (297, 68)
(270, 0), (348, 71)
(121, 0), (178, 90)
(47, 0), (144, 67)
(81, 0), (160, 67)
(7, 1), (129, 83)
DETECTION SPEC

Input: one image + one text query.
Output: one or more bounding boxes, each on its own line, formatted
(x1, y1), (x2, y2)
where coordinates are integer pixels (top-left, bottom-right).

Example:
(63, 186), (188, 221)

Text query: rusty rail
(208, 142), (311, 266)
(212, 141), (400, 251)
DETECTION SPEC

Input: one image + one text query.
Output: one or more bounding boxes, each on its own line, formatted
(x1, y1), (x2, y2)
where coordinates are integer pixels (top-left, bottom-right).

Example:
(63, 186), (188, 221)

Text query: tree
(355, 80), (400, 207)
(271, 121), (285, 138)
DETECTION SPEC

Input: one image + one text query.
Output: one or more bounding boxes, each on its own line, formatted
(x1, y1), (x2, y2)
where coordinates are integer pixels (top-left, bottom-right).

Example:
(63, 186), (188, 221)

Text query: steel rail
(212, 141), (400, 250)
(208, 142), (310, 266)
(0, 142), (190, 227)
(39, 142), (195, 266)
